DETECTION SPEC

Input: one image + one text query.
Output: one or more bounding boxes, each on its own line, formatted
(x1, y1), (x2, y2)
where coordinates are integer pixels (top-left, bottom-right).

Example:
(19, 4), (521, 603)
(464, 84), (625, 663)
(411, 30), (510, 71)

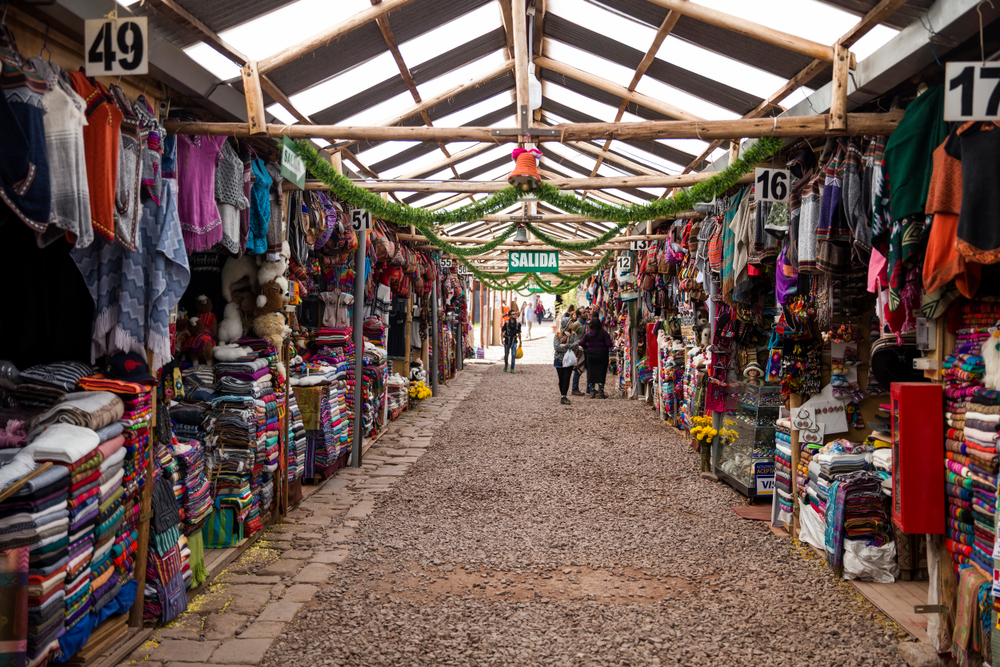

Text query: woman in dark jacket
(579, 315), (613, 398)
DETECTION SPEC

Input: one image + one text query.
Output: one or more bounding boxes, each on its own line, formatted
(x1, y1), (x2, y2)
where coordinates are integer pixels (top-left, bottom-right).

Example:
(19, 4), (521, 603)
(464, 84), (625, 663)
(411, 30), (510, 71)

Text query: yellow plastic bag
(516, 346), (524, 359)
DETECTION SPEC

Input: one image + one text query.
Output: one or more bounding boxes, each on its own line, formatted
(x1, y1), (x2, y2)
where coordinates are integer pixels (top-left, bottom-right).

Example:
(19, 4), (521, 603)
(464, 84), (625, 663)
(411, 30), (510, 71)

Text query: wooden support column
(789, 393), (803, 538)
(830, 42), (851, 131)
(241, 60), (268, 136)
(512, 0), (530, 133)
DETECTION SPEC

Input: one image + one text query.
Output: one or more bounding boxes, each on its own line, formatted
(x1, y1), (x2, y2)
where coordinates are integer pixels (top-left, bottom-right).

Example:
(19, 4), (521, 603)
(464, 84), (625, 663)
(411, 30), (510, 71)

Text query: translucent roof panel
(397, 3), (501, 65)
(184, 0), (371, 78)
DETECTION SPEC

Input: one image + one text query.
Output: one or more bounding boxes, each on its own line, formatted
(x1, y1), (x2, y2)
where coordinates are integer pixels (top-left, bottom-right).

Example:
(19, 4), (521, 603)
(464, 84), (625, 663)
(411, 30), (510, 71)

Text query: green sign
(508, 250), (559, 273)
(280, 136), (306, 189)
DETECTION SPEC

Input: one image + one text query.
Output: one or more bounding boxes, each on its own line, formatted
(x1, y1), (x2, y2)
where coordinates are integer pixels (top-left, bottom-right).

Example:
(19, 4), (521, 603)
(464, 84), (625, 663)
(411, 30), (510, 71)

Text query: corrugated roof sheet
(815, 0), (932, 30)
(604, 0), (818, 81)
(540, 98), (698, 169)
(129, 0), (298, 50)
(401, 155), (510, 204)
(264, 0), (494, 96)
(539, 147), (655, 201)
(544, 13), (763, 115)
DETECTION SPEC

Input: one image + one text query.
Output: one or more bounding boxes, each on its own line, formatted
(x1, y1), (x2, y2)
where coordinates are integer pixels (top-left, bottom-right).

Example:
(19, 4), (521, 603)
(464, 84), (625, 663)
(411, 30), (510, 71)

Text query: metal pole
(431, 276), (440, 397)
(351, 226), (368, 468)
(708, 278), (722, 476)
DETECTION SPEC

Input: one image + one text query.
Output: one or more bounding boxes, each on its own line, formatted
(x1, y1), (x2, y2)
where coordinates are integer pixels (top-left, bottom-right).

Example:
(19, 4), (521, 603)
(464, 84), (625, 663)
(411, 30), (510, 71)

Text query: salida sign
(508, 251), (559, 273)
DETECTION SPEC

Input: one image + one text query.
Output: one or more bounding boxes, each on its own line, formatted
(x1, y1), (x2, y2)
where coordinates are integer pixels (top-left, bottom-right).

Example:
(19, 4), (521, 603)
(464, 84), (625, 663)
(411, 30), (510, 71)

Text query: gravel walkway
(260, 334), (910, 667)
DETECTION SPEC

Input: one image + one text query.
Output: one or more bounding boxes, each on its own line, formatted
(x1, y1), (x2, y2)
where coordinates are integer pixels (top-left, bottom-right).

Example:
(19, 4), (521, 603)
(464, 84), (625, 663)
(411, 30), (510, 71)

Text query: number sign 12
(754, 168), (790, 204)
(945, 62), (1000, 121)
(617, 255), (634, 274)
(85, 18), (148, 77)
(349, 208), (372, 232)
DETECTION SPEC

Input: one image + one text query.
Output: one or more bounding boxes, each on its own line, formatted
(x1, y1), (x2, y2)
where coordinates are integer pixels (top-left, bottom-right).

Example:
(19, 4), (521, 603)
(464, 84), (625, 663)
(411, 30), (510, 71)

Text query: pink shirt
(176, 135), (226, 251)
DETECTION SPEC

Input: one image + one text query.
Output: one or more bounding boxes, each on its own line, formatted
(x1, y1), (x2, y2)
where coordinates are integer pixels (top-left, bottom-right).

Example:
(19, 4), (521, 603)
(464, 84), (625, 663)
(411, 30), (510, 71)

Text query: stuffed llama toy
(984, 328), (1000, 390)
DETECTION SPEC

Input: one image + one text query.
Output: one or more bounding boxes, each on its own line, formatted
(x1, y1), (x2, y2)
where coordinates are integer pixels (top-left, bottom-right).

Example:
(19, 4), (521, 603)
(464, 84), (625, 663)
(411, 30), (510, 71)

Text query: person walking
(579, 314), (614, 398)
(502, 309), (522, 373)
(535, 299), (545, 325)
(568, 310), (588, 396)
(524, 301), (535, 339)
(553, 325), (580, 405)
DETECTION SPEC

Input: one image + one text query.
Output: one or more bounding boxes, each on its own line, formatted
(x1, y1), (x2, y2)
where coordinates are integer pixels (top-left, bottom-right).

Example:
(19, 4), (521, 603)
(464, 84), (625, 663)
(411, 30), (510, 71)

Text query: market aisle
(251, 333), (910, 667)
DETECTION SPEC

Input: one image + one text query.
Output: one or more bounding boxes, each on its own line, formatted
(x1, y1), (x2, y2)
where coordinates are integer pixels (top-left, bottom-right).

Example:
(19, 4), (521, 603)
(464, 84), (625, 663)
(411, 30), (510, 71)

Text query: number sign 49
(85, 18), (148, 77)
(754, 168), (790, 204)
(945, 62), (1000, 121)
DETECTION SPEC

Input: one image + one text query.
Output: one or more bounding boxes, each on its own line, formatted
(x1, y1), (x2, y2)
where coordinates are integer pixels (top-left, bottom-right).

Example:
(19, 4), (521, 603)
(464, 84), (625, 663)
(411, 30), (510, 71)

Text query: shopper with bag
(580, 314), (613, 398)
(554, 326), (580, 404)
(502, 309), (522, 373)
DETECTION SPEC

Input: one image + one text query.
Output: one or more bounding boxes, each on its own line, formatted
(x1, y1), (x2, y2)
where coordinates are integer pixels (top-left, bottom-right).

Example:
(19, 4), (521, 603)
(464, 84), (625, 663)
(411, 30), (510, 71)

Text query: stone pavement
(122, 368), (485, 667)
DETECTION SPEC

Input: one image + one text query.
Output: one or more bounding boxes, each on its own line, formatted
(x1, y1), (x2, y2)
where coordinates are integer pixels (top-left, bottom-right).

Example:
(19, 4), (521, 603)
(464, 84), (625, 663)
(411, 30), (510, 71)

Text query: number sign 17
(754, 168), (790, 204)
(85, 18), (148, 77)
(945, 62), (1000, 121)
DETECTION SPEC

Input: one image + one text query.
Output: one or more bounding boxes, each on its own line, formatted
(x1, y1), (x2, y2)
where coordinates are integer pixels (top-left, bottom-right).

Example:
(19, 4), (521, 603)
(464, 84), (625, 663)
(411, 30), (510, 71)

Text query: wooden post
(830, 42), (851, 131)
(512, 0), (530, 134)
(789, 392), (803, 538)
(241, 60), (268, 136)
(129, 365), (156, 627)
(403, 292), (413, 373)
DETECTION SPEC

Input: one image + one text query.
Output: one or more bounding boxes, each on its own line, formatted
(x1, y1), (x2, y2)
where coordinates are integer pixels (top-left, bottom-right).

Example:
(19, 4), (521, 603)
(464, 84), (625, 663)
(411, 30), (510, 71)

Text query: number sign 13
(85, 18), (148, 77)
(630, 240), (649, 251)
(754, 167), (790, 204)
(349, 208), (373, 232)
(945, 62), (1000, 121)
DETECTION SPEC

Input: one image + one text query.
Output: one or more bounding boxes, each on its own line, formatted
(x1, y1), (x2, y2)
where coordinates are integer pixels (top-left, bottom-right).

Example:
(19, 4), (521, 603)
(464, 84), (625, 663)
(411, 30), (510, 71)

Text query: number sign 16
(349, 208), (373, 232)
(85, 18), (148, 77)
(754, 168), (790, 204)
(945, 62), (1000, 121)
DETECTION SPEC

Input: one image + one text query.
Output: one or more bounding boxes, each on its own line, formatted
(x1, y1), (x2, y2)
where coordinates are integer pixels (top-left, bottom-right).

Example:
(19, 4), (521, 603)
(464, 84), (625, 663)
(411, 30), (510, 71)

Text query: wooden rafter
(535, 54), (703, 124)
(512, 0), (530, 131)
(644, 0), (833, 62)
(497, 0), (515, 59)
(675, 0), (908, 181)
(258, 0), (421, 74)
(397, 143), (498, 180)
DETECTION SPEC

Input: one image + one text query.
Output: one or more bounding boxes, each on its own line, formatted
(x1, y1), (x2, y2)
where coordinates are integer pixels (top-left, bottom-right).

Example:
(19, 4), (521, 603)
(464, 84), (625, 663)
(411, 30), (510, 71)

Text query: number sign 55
(754, 168), (790, 204)
(85, 18), (148, 77)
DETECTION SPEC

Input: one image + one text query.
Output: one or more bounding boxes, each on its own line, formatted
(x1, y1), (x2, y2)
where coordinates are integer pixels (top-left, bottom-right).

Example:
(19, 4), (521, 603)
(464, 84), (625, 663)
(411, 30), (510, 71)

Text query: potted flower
(408, 381), (432, 406)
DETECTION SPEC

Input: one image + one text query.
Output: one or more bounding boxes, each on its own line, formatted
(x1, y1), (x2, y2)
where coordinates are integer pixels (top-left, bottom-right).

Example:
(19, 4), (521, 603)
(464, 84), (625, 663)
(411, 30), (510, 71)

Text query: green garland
(523, 222), (627, 252)
(419, 224), (519, 256)
(294, 135), (782, 232)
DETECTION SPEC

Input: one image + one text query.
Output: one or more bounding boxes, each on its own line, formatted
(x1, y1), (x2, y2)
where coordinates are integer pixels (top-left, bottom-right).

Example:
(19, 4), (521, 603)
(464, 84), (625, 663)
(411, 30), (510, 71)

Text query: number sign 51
(754, 167), (790, 204)
(945, 62), (1000, 121)
(85, 18), (148, 77)
(349, 207), (373, 232)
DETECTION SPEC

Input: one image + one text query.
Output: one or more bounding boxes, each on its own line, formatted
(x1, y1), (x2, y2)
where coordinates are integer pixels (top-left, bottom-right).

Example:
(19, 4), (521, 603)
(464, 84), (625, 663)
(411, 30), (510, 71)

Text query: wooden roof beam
(165, 111), (902, 143)
(258, 0), (421, 74)
(591, 4), (685, 177)
(535, 54), (703, 123)
(644, 0), (834, 62)
(513, 0), (531, 132)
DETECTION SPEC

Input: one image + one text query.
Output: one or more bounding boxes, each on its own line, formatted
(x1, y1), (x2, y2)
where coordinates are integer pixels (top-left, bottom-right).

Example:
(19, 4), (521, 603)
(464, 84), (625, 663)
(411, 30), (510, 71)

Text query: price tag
(439, 258), (453, 268)
(630, 240), (649, 251)
(85, 17), (148, 77)
(945, 62), (1000, 121)
(349, 207), (373, 232)
(754, 168), (790, 203)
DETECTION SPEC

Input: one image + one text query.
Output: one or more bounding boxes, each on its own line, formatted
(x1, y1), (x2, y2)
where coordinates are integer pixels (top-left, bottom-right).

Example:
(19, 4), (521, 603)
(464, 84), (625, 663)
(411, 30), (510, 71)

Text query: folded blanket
(99, 444), (126, 473)
(10, 465), (69, 498)
(28, 424), (100, 464)
(29, 391), (124, 432)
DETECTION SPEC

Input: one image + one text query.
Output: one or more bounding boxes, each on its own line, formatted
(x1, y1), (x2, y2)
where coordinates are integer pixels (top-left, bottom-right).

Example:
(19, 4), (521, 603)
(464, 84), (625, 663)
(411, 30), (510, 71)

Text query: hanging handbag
(204, 499), (242, 548)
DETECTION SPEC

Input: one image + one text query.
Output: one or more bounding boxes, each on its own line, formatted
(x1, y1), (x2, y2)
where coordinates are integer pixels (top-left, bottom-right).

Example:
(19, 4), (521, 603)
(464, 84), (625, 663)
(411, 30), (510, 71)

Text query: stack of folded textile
(386, 374), (408, 419)
(774, 425), (793, 519)
(167, 440), (213, 535)
(207, 396), (257, 539)
(363, 316), (387, 348)
(143, 470), (187, 624)
(181, 366), (217, 402)
(287, 391), (306, 482)
(824, 470), (888, 578)
(10, 362), (95, 410)
(29, 424), (102, 653)
(361, 343), (388, 438)
(170, 403), (208, 445)
(941, 301), (1000, 573)
(0, 463), (70, 663)
(294, 385), (338, 479)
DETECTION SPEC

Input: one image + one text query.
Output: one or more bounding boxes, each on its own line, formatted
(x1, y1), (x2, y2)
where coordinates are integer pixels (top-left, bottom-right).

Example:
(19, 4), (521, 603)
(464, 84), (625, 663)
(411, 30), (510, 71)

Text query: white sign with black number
(945, 62), (1000, 121)
(85, 17), (148, 77)
(630, 240), (649, 251)
(349, 207), (372, 232)
(616, 254), (634, 274)
(457, 265), (468, 276)
(754, 168), (790, 204)
(439, 258), (453, 268)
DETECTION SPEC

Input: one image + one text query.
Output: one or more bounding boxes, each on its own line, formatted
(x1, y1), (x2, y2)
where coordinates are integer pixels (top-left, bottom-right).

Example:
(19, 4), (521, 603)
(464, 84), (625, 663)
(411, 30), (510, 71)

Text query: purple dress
(176, 135), (225, 252)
